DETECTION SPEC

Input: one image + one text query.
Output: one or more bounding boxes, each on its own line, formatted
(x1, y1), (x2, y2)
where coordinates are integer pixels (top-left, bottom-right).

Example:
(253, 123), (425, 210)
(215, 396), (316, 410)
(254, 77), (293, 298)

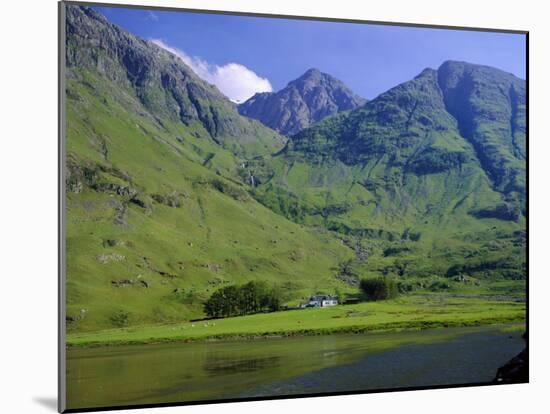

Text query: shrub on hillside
(109, 310), (130, 327)
(359, 278), (399, 301)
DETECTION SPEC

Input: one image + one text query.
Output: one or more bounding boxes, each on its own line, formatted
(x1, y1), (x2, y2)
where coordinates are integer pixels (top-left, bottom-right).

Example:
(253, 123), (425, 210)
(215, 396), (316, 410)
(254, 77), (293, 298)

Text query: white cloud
(151, 39), (272, 103)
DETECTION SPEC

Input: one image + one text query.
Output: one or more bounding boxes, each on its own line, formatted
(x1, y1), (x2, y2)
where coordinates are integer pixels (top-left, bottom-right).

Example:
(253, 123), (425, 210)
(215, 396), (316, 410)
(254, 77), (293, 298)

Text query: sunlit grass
(67, 294), (525, 347)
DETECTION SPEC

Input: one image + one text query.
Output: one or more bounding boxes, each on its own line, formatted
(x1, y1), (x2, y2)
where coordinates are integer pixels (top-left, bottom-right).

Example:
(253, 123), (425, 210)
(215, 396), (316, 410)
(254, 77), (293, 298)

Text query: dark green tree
(203, 281), (285, 318)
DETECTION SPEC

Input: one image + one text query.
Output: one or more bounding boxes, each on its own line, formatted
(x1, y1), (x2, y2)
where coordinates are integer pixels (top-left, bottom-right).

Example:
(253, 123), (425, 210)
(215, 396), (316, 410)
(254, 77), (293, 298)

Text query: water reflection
(204, 355), (282, 375)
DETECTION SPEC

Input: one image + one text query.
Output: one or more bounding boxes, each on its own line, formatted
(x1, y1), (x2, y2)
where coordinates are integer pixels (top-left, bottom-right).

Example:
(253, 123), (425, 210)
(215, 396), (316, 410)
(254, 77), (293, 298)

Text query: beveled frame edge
(59, 1), (67, 412)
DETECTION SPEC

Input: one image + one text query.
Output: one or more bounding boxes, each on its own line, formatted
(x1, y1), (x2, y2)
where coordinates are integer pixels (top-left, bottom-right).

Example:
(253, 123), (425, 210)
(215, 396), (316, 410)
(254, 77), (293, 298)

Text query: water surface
(67, 326), (523, 410)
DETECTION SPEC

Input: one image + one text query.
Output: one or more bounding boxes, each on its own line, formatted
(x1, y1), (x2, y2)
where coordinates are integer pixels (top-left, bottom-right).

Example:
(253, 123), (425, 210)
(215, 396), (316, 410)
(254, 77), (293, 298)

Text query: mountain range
(64, 5), (526, 332)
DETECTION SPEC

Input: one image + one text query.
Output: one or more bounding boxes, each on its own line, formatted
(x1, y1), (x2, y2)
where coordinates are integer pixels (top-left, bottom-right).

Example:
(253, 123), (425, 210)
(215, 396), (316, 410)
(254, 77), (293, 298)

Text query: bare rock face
(238, 68), (366, 136)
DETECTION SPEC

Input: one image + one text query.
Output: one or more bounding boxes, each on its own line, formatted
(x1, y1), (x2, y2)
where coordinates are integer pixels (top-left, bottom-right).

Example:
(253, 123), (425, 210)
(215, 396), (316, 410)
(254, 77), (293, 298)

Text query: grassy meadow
(66, 294), (525, 347)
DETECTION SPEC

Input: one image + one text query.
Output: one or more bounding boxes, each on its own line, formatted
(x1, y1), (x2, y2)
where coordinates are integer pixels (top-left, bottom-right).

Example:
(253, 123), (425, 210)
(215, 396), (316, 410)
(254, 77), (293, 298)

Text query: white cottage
(307, 295), (338, 307)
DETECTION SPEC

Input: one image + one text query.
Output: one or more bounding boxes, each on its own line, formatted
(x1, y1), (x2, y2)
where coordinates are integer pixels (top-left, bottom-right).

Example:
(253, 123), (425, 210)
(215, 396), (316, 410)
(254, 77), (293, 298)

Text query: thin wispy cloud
(146, 11), (159, 22)
(151, 39), (273, 103)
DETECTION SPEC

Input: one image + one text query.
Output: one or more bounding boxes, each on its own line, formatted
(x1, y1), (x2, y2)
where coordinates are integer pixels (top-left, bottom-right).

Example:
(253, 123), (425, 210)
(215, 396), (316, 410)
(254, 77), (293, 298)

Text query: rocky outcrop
(151, 193), (182, 208)
(97, 253), (125, 264)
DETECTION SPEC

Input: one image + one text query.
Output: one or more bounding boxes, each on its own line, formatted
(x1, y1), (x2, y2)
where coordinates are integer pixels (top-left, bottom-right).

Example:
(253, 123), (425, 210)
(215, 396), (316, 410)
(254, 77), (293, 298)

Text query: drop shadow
(33, 397), (58, 412)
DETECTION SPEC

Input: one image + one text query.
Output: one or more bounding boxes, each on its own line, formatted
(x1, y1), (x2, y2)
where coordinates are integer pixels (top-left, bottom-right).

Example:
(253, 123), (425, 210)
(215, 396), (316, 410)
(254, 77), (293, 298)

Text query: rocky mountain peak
(238, 69), (366, 136)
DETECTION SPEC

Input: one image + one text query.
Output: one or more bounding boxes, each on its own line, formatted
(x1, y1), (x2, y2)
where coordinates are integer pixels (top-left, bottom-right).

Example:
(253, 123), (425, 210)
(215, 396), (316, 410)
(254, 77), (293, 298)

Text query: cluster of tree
(359, 277), (399, 301)
(204, 281), (283, 318)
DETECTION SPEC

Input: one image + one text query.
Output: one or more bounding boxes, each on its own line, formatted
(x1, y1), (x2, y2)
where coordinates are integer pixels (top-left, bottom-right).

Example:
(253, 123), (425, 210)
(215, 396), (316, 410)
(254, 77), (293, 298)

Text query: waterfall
(249, 171), (255, 188)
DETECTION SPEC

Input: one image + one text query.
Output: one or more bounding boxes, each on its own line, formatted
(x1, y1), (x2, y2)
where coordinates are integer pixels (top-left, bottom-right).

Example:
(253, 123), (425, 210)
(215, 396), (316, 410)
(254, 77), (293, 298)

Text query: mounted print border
(59, 1), (529, 412)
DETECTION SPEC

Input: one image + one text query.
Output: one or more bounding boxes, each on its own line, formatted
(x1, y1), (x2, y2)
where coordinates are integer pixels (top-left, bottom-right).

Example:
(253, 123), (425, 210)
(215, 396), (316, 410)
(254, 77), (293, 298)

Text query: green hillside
(251, 65), (526, 286)
(65, 67), (354, 331)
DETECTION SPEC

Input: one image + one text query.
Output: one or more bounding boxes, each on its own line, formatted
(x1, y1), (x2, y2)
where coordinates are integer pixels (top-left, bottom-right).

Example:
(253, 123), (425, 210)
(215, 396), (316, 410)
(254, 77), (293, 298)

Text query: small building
(307, 295), (338, 308)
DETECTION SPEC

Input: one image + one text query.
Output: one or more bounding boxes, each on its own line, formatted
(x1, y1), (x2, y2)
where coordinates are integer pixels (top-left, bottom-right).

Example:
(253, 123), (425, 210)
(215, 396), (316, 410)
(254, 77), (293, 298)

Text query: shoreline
(66, 316), (525, 349)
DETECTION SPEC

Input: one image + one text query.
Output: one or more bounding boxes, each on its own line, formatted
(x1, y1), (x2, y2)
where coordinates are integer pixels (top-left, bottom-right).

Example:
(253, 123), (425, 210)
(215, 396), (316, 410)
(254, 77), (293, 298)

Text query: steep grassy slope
(66, 6), (285, 158)
(64, 6), (351, 332)
(438, 61), (526, 197)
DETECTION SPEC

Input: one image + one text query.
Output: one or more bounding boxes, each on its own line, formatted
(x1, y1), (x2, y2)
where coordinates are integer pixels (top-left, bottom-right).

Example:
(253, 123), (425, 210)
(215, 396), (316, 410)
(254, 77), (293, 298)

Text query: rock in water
(494, 334), (528, 384)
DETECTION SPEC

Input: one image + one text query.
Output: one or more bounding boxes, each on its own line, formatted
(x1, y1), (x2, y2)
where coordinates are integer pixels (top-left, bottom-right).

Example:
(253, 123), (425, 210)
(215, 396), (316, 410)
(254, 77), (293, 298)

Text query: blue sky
(93, 5), (526, 102)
